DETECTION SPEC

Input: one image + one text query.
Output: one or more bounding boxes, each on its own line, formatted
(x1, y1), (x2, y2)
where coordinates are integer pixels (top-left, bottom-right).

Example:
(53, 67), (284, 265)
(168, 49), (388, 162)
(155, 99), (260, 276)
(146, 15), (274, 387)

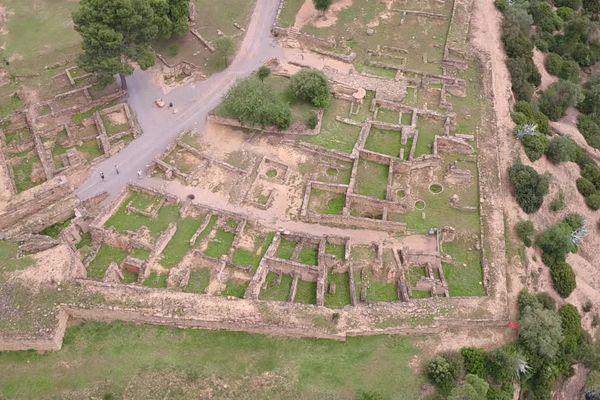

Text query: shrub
(448, 374), (489, 400)
(290, 69), (331, 108)
(582, 164), (600, 188)
(576, 114), (600, 149)
(511, 111), (529, 125)
(539, 80), (582, 120)
(559, 59), (581, 82)
(551, 262), (577, 297)
(257, 66), (271, 81)
(509, 163), (550, 213)
(559, 303), (582, 354)
(546, 136), (578, 163)
(427, 356), (457, 392)
(556, 6), (576, 21)
(516, 220), (535, 246)
(577, 177), (597, 197)
(519, 304), (564, 360)
(537, 223), (576, 267)
(485, 349), (513, 385)
(462, 348), (486, 378)
(522, 134), (550, 161)
(518, 288), (539, 313)
(549, 191), (565, 212)
(536, 292), (557, 311)
(221, 77), (291, 129)
(555, 0), (582, 9)
(545, 53), (564, 76)
(564, 213), (585, 230)
(306, 111), (318, 129)
(586, 192), (600, 210)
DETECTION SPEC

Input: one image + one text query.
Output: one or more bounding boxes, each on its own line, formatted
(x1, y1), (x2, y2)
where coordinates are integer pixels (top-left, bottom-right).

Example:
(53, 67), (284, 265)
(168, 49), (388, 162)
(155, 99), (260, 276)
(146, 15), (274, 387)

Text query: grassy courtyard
(0, 321), (424, 399)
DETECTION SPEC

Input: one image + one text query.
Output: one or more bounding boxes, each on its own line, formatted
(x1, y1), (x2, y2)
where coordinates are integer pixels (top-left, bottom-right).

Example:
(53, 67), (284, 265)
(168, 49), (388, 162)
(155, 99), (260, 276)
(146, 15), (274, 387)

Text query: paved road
(76, 0), (283, 201)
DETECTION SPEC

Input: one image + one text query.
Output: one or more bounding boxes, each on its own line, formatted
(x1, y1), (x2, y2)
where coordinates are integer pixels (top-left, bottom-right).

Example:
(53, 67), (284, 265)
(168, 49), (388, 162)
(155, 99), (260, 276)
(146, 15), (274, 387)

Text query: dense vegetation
(427, 290), (600, 399)
(508, 163), (550, 213)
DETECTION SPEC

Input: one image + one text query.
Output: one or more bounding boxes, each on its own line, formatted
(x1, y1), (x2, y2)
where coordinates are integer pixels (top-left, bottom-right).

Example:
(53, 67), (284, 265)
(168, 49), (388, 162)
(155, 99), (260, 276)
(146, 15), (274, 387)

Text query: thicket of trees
(73, 0), (189, 88)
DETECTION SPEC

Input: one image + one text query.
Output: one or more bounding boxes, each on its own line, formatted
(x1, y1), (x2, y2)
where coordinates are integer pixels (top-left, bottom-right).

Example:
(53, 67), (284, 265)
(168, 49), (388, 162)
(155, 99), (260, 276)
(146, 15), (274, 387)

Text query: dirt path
(533, 48), (558, 91)
(76, 0), (283, 202)
(293, 0), (352, 29)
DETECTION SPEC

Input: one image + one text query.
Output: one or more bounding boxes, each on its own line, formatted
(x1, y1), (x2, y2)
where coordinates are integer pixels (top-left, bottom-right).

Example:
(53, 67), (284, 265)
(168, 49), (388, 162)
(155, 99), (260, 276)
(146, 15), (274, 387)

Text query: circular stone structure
(415, 200), (426, 210)
(429, 183), (443, 194)
(266, 168), (278, 178)
(326, 167), (339, 177)
(397, 189), (406, 199)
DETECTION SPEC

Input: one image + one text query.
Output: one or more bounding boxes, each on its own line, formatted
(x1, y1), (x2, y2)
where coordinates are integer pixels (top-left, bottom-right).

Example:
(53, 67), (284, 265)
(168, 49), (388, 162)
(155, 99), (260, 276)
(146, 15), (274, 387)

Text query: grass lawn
(364, 128), (402, 157)
(309, 189), (346, 215)
(259, 272), (292, 301)
(121, 270), (138, 284)
(0, 321), (424, 399)
(325, 272), (351, 308)
(222, 277), (248, 298)
(415, 118), (443, 157)
(0, 241), (33, 273)
(298, 244), (319, 266)
(101, 115), (129, 136)
(375, 108), (399, 124)
(142, 272), (168, 289)
(87, 245), (128, 281)
(204, 229), (235, 258)
(442, 241), (485, 297)
(407, 266), (427, 288)
(367, 279), (398, 302)
(131, 247), (151, 261)
(276, 238), (298, 260)
(294, 280), (317, 305)
(325, 243), (345, 259)
(232, 232), (275, 270)
(13, 152), (44, 193)
(354, 159), (389, 199)
(184, 268), (211, 294)
(278, 0), (304, 27)
(0, 94), (24, 119)
(303, 99), (362, 153)
(160, 218), (202, 268)
(105, 195), (180, 237)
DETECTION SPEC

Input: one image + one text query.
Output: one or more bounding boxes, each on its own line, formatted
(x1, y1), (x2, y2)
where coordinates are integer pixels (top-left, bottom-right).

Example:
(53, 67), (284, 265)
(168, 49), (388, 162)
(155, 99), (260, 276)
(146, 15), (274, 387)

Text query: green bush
(518, 288), (539, 313)
(576, 177), (597, 197)
(545, 53), (564, 76)
(519, 304), (564, 360)
(559, 303), (582, 354)
(307, 111), (318, 129)
(511, 111), (529, 125)
(551, 262), (577, 298)
(539, 80), (582, 120)
(549, 191), (565, 212)
(556, 6), (577, 21)
(564, 213), (585, 230)
(509, 163), (550, 213)
(582, 164), (600, 188)
(290, 69), (331, 108)
(221, 77), (291, 129)
(485, 349), (513, 385)
(516, 220), (535, 247)
(537, 292), (557, 311)
(586, 192), (600, 210)
(537, 222), (576, 267)
(427, 356), (457, 392)
(579, 85), (600, 115)
(522, 134), (550, 161)
(576, 114), (600, 150)
(462, 348), (486, 378)
(546, 136), (578, 163)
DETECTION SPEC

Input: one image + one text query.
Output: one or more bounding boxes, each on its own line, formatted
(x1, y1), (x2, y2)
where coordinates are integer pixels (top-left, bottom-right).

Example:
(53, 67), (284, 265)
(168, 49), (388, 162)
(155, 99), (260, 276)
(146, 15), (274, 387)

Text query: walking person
(115, 164), (119, 175)
(137, 170), (142, 179)
(100, 171), (105, 181)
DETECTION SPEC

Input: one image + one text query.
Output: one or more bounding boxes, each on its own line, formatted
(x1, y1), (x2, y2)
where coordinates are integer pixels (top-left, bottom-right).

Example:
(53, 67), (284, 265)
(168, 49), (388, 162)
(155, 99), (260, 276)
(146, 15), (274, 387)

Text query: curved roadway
(76, 0), (283, 201)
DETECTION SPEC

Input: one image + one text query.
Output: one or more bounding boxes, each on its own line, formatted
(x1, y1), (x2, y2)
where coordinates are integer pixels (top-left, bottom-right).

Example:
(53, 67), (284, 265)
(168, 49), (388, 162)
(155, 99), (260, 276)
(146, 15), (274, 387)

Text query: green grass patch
(376, 108), (399, 124)
(101, 114), (129, 136)
(309, 188), (346, 215)
(40, 218), (72, 239)
(325, 243), (345, 259)
(160, 218), (202, 268)
(0, 240), (33, 273)
(411, 290), (431, 299)
(87, 245), (128, 281)
(75, 139), (103, 162)
(222, 277), (248, 298)
(367, 279), (398, 302)
(415, 117), (443, 157)
(184, 268), (211, 294)
(298, 244), (319, 266)
(195, 215), (218, 245)
(354, 159), (389, 199)
(204, 229), (235, 258)
(295, 280), (317, 305)
(358, 64), (397, 78)
(130, 247), (150, 261)
(442, 240), (485, 297)
(407, 266), (427, 287)
(0, 94), (24, 118)
(325, 272), (351, 308)
(142, 272), (168, 289)
(276, 238), (297, 260)
(0, 321), (423, 399)
(13, 152), (44, 192)
(364, 128), (403, 157)
(121, 270), (138, 284)
(76, 232), (92, 250)
(303, 99), (362, 153)
(105, 194), (180, 238)
(232, 232), (275, 270)
(259, 272), (292, 301)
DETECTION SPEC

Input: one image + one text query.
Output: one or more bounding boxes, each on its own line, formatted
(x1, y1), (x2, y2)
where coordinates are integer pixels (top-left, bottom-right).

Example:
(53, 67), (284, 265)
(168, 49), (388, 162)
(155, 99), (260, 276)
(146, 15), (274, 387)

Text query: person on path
(137, 170), (142, 179)
(100, 171), (105, 181)
(115, 164), (119, 175)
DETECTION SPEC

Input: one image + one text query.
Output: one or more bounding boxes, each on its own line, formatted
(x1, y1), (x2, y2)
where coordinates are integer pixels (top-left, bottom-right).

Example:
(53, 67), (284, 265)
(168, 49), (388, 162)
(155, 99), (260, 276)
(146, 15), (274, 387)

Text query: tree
(448, 374), (489, 400)
(214, 36), (234, 68)
(73, 0), (188, 89)
(576, 114), (600, 149)
(519, 304), (564, 361)
(539, 80), (582, 120)
(427, 356), (457, 392)
(516, 220), (535, 246)
(577, 177), (597, 197)
(546, 136), (578, 163)
(559, 304), (582, 354)
(462, 348), (486, 378)
(257, 66), (271, 82)
(551, 262), (577, 297)
(221, 77), (291, 129)
(508, 163), (550, 213)
(521, 133), (549, 161)
(537, 222), (576, 266)
(313, 0), (333, 14)
(290, 69), (331, 108)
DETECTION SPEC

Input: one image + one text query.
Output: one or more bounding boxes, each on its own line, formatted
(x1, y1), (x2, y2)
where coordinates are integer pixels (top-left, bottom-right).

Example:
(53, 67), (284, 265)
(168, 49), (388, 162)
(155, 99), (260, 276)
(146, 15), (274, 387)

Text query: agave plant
(572, 226), (589, 246)
(516, 123), (539, 139)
